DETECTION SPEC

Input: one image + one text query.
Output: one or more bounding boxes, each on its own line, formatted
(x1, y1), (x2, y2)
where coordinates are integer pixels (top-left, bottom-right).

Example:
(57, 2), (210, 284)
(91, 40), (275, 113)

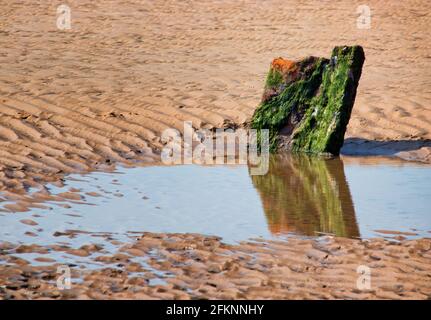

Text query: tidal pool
(0, 155), (430, 250)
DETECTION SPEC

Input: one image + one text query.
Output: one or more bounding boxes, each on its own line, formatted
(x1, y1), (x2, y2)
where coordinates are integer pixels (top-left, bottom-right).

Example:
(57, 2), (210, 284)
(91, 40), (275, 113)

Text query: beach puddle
(0, 154), (430, 267)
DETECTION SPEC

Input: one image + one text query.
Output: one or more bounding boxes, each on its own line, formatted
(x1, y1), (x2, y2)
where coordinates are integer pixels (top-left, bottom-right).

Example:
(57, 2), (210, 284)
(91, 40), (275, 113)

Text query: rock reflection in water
(250, 154), (360, 238)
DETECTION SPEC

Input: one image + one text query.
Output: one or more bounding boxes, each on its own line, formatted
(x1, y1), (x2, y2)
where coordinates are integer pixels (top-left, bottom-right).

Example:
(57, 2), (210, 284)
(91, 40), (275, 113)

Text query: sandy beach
(0, 0), (430, 190)
(0, 0), (430, 301)
(1, 232), (430, 300)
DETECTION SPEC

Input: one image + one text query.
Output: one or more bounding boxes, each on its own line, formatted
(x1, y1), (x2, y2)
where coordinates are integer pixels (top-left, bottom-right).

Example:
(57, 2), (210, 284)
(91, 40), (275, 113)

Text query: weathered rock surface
(251, 46), (365, 155)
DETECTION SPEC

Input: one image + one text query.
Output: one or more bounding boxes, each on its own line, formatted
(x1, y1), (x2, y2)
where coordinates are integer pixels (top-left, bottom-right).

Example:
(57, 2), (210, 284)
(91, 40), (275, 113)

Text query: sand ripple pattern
(0, 0), (430, 188)
(0, 233), (430, 299)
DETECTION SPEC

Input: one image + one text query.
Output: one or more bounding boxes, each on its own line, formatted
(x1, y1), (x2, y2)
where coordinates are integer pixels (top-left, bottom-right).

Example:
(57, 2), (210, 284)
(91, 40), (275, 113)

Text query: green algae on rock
(251, 46), (365, 155)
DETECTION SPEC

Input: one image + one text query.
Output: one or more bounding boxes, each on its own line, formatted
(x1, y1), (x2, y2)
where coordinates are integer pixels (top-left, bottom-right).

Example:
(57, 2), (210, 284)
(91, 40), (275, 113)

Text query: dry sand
(0, 0), (430, 300)
(0, 0), (430, 189)
(1, 232), (430, 300)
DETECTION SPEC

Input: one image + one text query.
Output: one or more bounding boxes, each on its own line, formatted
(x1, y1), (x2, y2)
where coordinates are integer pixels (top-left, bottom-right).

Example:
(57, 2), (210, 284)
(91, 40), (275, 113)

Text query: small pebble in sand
(66, 249), (90, 257)
(85, 192), (101, 197)
(20, 219), (38, 226)
(34, 257), (56, 263)
(57, 192), (83, 201)
(65, 213), (82, 218)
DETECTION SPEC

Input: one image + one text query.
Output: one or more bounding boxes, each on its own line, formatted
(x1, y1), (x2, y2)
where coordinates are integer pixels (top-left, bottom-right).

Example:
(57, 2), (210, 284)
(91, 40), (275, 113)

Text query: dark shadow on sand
(341, 138), (431, 156)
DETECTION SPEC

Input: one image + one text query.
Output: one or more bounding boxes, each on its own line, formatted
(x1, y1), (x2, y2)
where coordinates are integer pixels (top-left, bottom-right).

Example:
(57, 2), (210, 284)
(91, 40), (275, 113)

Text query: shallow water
(0, 155), (430, 254)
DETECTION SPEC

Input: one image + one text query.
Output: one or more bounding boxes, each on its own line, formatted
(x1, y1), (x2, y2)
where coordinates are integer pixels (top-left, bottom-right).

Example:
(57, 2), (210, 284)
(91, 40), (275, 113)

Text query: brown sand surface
(1, 232), (430, 300)
(1, 1), (430, 301)
(0, 0), (430, 189)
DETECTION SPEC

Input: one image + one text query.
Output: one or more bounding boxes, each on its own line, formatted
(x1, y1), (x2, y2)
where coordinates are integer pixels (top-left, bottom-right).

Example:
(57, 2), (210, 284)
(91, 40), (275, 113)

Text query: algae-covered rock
(251, 46), (365, 155)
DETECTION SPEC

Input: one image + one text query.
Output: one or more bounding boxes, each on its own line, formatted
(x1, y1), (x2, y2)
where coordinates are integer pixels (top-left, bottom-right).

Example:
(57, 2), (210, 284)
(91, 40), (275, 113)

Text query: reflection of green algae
(250, 154), (359, 238)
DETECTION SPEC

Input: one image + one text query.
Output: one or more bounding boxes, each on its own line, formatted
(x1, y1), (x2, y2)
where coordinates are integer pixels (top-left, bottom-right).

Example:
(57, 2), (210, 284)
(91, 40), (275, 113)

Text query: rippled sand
(1, 232), (430, 299)
(0, 1), (430, 300)
(0, 0), (430, 189)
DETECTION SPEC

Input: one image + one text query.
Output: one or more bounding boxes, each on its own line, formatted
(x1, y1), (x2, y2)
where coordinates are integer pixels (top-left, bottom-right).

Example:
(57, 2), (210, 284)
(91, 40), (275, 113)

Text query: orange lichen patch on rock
(269, 57), (300, 85)
(271, 57), (298, 75)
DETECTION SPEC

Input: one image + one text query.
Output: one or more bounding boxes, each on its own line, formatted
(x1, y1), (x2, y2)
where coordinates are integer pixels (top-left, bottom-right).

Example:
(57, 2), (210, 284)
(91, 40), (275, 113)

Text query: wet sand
(1, 232), (430, 300)
(0, 0), (430, 190)
(1, 0), (431, 300)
